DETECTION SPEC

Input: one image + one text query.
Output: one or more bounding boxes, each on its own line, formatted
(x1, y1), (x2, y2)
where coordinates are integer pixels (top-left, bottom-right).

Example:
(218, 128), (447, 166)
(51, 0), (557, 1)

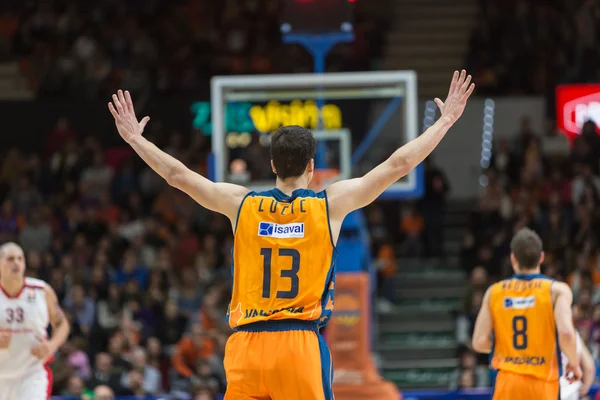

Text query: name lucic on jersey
(256, 198), (307, 215)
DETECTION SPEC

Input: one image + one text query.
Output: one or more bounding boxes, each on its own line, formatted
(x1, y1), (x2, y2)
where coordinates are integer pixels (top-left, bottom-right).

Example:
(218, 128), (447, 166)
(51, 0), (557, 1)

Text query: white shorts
(0, 364), (52, 400)
(560, 377), (582, 400)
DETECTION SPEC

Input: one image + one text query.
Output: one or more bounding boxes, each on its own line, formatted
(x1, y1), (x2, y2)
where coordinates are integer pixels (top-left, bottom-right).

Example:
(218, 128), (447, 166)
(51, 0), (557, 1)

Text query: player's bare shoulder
(550, 281), (571, 296)
(42, 282), (67, 328)
(550, 280), (573, 304)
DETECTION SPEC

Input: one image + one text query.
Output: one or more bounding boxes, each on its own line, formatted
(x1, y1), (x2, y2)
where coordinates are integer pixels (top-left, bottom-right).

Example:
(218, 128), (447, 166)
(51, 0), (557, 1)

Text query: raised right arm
(109, 90), (249, 221)
(327, 70), (474, 223)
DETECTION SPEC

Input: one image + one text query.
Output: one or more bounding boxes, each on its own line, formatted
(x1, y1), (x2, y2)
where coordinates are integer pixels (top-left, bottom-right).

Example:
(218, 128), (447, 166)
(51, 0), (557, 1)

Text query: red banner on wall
(556, 84), (600, 139)
(328, 273), (400, 400)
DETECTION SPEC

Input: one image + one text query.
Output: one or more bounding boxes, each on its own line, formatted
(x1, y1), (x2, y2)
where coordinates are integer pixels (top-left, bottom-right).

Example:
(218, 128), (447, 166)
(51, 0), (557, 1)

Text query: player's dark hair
(270, 126), (316, 180)
(510, 228), (543, 270)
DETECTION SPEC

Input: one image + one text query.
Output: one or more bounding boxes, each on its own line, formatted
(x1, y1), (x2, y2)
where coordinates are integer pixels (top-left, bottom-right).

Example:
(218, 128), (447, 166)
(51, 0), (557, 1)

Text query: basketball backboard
(210, 71), (424, 199)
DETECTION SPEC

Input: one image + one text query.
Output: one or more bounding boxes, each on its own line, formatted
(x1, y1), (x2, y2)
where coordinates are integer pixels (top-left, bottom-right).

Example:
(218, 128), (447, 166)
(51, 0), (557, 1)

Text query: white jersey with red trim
(0, 277), (49, 378)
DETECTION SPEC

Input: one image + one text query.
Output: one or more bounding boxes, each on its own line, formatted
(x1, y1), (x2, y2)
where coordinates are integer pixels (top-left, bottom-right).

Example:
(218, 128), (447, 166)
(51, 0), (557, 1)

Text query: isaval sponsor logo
(258, 221), (305, 238)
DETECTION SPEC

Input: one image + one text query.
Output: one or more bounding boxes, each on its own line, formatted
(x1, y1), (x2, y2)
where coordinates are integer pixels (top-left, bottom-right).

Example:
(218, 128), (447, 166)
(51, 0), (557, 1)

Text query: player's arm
(45, 285), (70, 353)
(472, 287), (493, 354)
(552, 282), (579, 368)
(108, 90), (249, 221)
(580, 338), (595, 396)
(327, 70), (474, 220)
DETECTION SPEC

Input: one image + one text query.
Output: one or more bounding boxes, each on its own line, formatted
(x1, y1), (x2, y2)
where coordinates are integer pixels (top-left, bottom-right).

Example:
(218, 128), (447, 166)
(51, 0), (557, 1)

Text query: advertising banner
(556, 84), (600, 139)
(329, 272), (399, 400)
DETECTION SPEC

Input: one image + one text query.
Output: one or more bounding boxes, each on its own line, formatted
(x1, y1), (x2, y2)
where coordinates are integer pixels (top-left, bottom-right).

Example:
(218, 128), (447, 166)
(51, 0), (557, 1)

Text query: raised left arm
(45, 285), (70, 353)
(472, 287), (493, 354)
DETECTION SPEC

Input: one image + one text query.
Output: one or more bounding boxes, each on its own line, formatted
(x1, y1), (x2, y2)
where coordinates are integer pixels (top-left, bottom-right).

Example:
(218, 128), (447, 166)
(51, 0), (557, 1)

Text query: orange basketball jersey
(489, 274), (561, 382)
(228, 188), (337, 330)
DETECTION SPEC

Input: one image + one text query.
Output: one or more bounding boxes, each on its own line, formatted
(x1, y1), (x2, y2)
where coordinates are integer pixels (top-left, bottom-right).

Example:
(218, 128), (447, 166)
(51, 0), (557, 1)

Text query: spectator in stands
(420, 157), (450, 257)
(19, 208), (52, 253)
(374, 240), (397, 311)
(157, 299), (189, 351)
(45, 118), (77, 156)
(449, 349), (489, 389)
(63, 284), (96, 336)
(572, 164), (600, 206)
(456, 288), (484, 353)
(87, 353), (123, 394)
(96, 283), (122, 332)
(63, 375), (87, 398)
(65, 338), (92, 380)
(399, 204), (424, 257)
(568, 254), (600, 300)
(107, 333), (132, 377)
(172, 323), (215, 380)
(456, 369), (477, 389)
(541, 121), (570, 160)
(93, 385), (115, 400)
(146, 337), (170, 390)
(191, 359), (226, 395)
(0, 200), (18, 243)
(10, 175), (42, 215)
(80, 151), (114, 200)
(174, 268), (204, 318)
(194, 388), (216, 400)
(490, 139), (513, 183)
(121, 347), (162, 394)
(464, 266), (490, 300)
(121, 370), (149, 397)
(114, 249), (149, 290)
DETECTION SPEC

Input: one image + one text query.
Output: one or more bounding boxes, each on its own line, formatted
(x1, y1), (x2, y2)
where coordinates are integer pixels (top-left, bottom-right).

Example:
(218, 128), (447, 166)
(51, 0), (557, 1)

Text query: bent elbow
(166, 172), (180, 188)
(558, 328), (576, 343)
(472, 336), (491, 354)
(166, 167), (186, 189)
(391, 156), (411, 179)
(472, 341), (483, 353)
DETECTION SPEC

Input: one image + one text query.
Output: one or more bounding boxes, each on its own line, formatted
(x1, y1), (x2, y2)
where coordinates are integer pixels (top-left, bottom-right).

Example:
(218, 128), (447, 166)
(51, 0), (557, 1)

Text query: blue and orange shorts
(493, 370), (559, 400)
(224, 320), (333, 400)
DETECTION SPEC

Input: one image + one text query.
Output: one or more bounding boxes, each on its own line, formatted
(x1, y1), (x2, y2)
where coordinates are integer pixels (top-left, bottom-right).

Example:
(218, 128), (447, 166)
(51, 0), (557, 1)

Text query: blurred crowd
(467, 0), (600, 96)
(0, 0), (389, 99)
(454, 117), (600, 389)
(1, 119), (232, 399)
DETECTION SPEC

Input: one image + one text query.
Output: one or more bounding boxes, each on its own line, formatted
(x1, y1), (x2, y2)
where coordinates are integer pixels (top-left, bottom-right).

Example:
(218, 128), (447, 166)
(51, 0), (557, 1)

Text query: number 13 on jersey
(260, 247), (300, 299)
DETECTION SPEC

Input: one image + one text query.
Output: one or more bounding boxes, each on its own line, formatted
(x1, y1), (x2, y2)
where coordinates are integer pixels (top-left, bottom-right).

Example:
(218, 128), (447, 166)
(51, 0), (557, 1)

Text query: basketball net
(308, 168), (340, 192)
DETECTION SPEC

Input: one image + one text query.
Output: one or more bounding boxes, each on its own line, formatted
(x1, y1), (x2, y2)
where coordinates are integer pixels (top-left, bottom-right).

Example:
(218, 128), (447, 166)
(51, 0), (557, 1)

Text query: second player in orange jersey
(472, 228), (583, 399)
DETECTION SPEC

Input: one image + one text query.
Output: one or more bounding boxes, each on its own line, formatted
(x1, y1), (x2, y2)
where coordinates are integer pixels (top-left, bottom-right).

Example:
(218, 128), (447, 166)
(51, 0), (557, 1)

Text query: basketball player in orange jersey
(472, 228), (582, 399)
(108, 70), (475, 400)
(0, 242), (70, 400)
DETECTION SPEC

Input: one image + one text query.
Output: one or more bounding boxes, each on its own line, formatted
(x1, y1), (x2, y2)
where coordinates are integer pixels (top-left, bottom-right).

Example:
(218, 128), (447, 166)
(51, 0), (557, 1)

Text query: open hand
(434, 70), (475, 124)
(30, 334), (53, 362)
(108, 90), (150, 143)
